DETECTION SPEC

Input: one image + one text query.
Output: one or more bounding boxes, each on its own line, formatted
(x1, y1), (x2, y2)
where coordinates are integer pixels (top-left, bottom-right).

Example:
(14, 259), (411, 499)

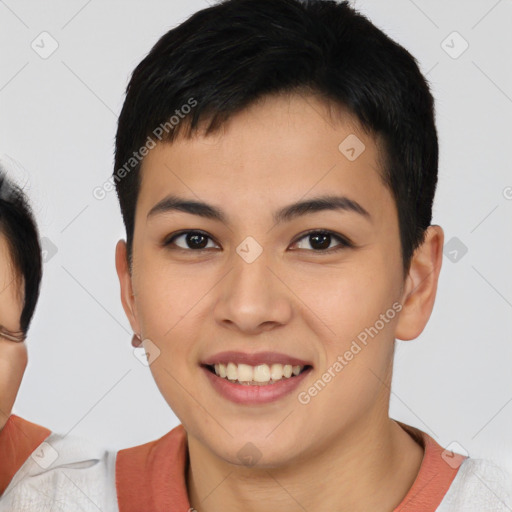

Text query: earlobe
(395, 225), (444, 341)
(131, 333), (142, 348)
(115, 240), (140, 336)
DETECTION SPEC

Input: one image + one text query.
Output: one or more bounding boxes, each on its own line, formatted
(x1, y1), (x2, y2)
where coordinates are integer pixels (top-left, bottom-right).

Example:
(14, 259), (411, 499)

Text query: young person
(1, 1), (511, 510)
(0, 166), (118, 510)
(0, 168), (41, 434)
(0, 168), (51, 494)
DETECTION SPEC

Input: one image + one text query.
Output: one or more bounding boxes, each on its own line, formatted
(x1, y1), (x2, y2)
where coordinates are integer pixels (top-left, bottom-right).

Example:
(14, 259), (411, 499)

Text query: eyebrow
(147, 194), (371, 225)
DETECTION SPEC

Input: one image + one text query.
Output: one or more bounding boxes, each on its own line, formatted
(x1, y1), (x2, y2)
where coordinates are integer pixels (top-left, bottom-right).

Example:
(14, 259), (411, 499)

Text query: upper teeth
(214, 363), (304, 383)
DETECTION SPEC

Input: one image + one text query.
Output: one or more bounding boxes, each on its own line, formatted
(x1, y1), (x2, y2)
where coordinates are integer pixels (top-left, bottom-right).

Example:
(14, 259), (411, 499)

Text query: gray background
(0, 0), (511, 471)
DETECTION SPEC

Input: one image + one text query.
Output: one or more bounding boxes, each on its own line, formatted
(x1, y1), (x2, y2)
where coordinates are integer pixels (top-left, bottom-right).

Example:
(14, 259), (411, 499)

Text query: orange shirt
(1, 414), (465, 511)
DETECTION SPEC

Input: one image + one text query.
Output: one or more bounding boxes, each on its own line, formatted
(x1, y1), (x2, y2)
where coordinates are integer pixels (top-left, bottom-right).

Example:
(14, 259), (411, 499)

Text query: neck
(186, 409), (424, 512)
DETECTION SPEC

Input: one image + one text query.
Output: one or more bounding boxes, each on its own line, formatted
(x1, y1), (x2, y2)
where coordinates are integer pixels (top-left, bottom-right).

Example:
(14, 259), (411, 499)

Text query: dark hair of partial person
(0, 169), (42, 334)
(114, 0), (438, 274)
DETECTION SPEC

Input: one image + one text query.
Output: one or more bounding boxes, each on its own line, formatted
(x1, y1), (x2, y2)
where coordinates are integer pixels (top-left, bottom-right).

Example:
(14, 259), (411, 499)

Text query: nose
(213, 248), (293, 335)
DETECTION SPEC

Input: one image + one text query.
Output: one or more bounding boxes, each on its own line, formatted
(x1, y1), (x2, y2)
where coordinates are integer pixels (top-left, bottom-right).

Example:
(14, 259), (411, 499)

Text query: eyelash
(162, 229), (354, 254)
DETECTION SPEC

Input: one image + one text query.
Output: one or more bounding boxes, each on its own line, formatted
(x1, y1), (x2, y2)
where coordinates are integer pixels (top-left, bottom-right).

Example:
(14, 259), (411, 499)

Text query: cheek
(133, 263), (205, 401)
(292, 260), (400, 341)
(293, 252), (401, 401)
(296, 295), (398, 429)
(134, 258), (204, 337)
(0, 285), (24, 331)
(0, 341), (27, 415)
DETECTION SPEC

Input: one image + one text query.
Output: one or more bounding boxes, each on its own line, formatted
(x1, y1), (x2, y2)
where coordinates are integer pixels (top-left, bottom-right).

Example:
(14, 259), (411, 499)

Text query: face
(117, 93), (433, 467)
(0, 233), (27, 428)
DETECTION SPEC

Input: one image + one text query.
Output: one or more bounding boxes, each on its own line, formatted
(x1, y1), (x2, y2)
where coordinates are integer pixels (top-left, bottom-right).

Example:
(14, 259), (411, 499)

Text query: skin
(116, 93), (444, 512)
(0, 233), (27, 432)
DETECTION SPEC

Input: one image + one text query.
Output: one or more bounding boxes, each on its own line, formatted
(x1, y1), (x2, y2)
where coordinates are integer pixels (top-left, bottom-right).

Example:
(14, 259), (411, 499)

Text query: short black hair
(0, 169), (42, 334)
(114, 0), (438, 272)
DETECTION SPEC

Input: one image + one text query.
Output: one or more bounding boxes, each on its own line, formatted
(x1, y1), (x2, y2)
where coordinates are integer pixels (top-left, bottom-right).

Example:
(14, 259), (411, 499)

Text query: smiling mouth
(202, 363), (313, 386)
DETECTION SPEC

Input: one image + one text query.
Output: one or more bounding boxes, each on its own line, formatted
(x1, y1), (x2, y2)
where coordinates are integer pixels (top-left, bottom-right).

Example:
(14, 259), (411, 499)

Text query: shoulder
(437, 457), (512, 511)
(0, 428), (118, 512)
(115, 424), (189, 512)
(0, 414), (52, 494)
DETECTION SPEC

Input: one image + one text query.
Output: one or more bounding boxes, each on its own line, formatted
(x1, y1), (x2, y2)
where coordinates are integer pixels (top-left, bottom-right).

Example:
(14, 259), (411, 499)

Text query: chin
(207, 429), (305, 468)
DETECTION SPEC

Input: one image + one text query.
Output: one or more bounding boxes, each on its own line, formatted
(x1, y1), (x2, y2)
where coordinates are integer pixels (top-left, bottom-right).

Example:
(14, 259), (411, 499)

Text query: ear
(115, 240), (141, 346)
(395, 225), (444, 341)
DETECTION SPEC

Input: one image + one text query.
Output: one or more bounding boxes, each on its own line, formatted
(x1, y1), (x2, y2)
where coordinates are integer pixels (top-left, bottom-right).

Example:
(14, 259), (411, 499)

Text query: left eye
(292, 230), (352, 252)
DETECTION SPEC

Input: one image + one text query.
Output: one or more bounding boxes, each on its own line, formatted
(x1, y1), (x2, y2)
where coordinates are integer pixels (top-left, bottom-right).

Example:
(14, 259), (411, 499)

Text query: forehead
(137, 93), (392, 222)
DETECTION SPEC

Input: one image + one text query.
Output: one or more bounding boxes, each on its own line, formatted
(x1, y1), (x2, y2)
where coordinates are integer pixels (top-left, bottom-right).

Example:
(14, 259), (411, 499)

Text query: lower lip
(201, 365), (312, 405)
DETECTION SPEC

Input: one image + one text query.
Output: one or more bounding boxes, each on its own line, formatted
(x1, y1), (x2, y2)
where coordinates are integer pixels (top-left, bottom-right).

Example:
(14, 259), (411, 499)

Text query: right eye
(163, 230), (220, 251)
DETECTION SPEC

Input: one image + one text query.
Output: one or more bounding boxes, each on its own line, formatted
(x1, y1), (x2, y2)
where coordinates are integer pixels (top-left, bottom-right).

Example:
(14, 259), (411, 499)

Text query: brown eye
(292, 230), (352, 252)
(164, 230), (219, 251)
